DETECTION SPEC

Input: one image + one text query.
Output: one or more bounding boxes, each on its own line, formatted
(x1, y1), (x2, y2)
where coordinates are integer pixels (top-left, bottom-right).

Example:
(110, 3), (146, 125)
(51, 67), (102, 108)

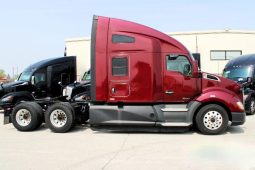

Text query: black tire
(45, 102), (74, 133)
(14, 97), (31, 105)
(195, 104), (229, 135)
(11, 102), (43, 131)
(29, 102), (44, 129)
(246, 97), (255, 115)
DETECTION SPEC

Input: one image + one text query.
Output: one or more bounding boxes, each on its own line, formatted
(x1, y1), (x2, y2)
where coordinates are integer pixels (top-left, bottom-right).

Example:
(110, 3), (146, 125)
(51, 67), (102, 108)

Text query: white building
(65, 29), (255, 80)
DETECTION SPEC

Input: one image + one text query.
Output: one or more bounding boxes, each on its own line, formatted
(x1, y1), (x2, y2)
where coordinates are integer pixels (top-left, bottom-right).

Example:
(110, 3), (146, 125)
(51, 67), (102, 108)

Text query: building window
(112, 57), (128, 76)
(211, 50), (242, 60)
(112, 34), (135, 43)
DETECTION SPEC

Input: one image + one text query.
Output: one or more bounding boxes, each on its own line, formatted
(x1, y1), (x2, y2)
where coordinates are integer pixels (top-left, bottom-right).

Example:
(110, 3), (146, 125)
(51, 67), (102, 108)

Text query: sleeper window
(112, 34), (135, 43)
(112, 57), (128, 76)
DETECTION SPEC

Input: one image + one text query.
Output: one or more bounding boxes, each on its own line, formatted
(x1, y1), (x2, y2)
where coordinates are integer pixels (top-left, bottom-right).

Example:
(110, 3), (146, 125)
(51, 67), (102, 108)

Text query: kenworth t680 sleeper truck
(2, 15), (245, 135)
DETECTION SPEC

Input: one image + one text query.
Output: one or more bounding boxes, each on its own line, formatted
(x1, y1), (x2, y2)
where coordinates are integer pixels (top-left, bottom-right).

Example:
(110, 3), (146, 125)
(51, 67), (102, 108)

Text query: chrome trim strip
(161, 108), (188, 112)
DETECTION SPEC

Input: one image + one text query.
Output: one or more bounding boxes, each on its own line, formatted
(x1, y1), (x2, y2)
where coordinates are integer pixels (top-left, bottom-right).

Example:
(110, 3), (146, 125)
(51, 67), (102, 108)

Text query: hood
(66, 80), (90, 88)
(0, 81), (29, 98)
(202, 72), (242, 100)
(2, 81), (27, 89)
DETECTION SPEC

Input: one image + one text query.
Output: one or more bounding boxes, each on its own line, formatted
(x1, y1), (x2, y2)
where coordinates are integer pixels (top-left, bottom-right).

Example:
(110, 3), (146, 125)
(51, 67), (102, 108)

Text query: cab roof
(23, 56), (76, 72)
(225, 54), (255, 68)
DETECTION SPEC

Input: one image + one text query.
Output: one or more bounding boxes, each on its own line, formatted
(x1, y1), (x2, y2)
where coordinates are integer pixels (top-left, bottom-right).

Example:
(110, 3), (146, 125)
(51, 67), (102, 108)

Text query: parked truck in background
(0, 56), (76, 108)
(62, 69), (91, 101)
(3, 16), (245, 135)
(223, 54), (255, 115)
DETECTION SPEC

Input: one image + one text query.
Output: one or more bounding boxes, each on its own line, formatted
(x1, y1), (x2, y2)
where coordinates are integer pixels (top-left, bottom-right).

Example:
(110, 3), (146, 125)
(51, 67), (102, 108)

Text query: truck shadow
(33, 123), (245, 135)
(92, 127), (194, 135)
(31, 123), (91, 133)
(90, 126), (245, 135)
(69, 123), (90, 132)
(226, 126), (245, 134)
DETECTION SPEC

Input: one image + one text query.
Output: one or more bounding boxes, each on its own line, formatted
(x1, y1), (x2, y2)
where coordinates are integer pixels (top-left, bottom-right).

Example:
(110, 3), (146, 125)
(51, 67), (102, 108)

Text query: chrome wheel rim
(250, 101), (255, 113)
(16, 109), (32, 126)
(203, 111), (223, 130)
(50, 109), (67, 128)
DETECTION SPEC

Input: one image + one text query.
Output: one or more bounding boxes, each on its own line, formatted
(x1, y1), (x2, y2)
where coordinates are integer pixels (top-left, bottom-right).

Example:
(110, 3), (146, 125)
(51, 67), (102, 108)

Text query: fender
(0, 91), (35, 108)
(195, 87), (243, 113)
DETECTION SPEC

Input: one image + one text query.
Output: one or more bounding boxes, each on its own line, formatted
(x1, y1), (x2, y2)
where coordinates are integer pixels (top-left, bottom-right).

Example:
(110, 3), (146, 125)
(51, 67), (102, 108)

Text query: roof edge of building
(65, 30), (255, 42)
(65, 37), (91, 42)
(167, 29), (255, 36)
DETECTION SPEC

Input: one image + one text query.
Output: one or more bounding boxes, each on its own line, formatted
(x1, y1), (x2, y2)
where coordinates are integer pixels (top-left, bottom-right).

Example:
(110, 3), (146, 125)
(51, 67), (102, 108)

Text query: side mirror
(183, 64), (191, 76)
(31, 76), (35, 85)
(192, 53), (201, 68)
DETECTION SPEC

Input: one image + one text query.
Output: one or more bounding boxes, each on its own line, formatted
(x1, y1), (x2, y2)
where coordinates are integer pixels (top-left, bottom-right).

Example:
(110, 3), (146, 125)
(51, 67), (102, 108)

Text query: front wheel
(195, 104), (229, 135)
(45, 103), (74, 133)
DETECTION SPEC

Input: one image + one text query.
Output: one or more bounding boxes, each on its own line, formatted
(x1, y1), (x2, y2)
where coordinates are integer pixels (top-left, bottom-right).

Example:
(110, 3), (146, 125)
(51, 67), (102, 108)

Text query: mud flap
(3, 109), (12, 124)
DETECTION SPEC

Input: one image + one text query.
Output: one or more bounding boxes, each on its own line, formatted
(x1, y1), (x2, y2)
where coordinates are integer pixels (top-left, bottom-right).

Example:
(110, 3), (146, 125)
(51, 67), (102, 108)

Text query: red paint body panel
(195, 86), (243, 112)
(93, 17), (109, 102)
(92, 16), (243, 110)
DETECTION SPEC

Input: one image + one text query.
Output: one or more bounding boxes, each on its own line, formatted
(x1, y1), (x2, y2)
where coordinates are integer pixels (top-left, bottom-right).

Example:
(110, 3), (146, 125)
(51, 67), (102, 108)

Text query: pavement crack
(102, 134), (129, 170)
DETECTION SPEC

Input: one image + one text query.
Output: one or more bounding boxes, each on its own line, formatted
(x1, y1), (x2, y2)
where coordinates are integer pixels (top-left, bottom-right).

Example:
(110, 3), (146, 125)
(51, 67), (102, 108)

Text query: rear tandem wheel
(11, 102), (43, 131)
(44, 102), (75, 133)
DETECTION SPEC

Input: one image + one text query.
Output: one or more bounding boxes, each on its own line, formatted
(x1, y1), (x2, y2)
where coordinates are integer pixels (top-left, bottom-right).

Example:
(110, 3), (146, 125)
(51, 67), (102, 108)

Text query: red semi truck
(4, 15), (245, 135)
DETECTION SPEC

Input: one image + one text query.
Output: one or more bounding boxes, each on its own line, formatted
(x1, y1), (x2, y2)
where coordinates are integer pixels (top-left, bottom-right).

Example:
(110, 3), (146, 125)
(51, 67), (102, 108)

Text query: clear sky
(1, 0), (255, 76)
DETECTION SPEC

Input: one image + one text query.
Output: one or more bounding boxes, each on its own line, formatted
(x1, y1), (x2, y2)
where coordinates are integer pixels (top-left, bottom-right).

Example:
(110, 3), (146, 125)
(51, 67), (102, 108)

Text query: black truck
(0, 56), (76, 108)
(223, 54), (255, 115)
(62, 70), (91, 102)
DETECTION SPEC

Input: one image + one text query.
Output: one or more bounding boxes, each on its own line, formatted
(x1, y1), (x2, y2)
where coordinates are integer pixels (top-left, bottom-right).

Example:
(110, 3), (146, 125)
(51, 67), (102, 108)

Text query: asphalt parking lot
(0, 111), (255, 170)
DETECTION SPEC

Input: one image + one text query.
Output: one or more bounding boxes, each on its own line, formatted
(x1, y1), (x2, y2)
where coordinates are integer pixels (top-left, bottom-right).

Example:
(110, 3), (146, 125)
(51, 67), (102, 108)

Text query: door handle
(165, 90), (174, 95)
(111, 87), (116, 93)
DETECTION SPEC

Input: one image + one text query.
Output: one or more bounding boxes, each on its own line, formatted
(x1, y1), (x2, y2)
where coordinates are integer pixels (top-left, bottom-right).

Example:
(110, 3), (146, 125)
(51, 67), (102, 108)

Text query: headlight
(74, 95), (86, 101)
(236, 101), (244, 111)
(74, 94), (90, 101)
(63, 88), (67, 96)
(63, 86), (73, 100)
(1, 96), (14, 103)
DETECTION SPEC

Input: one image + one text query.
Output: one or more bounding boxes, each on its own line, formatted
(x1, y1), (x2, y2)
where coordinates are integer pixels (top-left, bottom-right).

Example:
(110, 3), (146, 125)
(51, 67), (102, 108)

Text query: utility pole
(195, 35), (198, 53)
(12, 67), (14, 79)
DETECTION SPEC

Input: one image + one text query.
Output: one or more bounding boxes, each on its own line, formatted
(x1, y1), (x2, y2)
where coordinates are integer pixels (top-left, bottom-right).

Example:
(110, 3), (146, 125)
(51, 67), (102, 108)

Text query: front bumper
(231, 112), (246, 126)
(0, 101), (13, 108)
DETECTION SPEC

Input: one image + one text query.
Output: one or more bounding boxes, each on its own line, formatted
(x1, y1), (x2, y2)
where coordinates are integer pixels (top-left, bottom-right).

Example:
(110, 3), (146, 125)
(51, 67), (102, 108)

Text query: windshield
(82, 70), (91, 81)
(223, 66), (253, 82)
(18, 72), (33, 81)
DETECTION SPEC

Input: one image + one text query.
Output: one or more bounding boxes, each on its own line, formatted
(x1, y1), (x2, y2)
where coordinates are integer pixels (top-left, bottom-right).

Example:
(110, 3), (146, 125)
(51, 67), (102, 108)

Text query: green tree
(0, 69), (6, 79)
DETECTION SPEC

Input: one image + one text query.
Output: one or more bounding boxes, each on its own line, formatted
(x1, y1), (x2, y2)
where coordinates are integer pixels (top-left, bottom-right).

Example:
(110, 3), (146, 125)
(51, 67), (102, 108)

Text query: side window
(82, 70), (91, 81)
(166, 55), (192, 76)
(112, 57), (128, 76)
(112, 34), (135, 43)
(34, 69), (46, 84)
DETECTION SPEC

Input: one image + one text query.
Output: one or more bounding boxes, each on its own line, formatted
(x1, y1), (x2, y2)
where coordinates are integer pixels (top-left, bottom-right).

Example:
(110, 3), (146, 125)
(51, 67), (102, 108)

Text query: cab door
(163, 54), (199, 103)
(108, 56), (130, 102)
